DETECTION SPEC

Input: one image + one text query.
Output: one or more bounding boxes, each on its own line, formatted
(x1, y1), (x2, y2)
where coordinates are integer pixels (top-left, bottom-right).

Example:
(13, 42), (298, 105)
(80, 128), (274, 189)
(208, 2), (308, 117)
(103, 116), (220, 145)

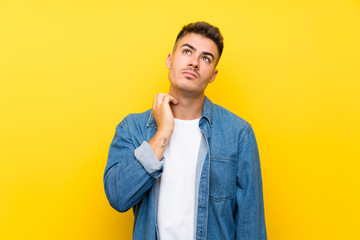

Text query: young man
(104, 22), (267, 240)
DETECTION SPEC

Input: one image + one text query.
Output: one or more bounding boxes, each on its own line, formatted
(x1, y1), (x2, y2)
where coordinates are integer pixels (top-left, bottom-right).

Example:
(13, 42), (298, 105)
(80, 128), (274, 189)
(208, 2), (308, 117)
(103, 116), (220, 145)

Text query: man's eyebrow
(181, 43), (215, 60)
(181, 43), (196, 50)
(203, 52), (215, 60)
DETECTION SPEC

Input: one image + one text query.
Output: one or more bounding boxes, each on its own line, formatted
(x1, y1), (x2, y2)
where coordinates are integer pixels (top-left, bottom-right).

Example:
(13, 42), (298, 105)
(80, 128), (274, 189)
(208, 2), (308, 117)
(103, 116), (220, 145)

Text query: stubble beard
(170, 80), (206, 99)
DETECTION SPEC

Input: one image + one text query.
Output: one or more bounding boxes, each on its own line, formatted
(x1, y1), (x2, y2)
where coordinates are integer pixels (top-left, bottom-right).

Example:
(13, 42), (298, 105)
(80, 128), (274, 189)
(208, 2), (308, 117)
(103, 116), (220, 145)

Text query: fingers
(167, 94), (178, 105)
(153, 93), (178, 108)
(151, 93), (177, 135)
(152, 93), (163, 110)
(161, 95), (178, 108)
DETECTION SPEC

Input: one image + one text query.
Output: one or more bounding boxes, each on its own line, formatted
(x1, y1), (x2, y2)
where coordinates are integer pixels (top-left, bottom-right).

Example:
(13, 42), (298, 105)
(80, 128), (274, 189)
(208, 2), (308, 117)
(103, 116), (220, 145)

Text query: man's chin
(175, 87), (204, 98)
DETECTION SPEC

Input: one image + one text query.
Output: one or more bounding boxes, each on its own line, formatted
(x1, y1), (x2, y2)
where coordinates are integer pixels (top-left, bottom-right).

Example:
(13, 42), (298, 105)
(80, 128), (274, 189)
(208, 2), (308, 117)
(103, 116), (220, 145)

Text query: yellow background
(1, 0), (359, 239)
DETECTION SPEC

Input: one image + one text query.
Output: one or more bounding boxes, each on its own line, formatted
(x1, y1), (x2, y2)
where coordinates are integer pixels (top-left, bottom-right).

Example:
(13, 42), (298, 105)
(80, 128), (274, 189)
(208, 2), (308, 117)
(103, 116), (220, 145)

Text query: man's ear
(166, 53), (172, 69)
(208, 69), (218, 83)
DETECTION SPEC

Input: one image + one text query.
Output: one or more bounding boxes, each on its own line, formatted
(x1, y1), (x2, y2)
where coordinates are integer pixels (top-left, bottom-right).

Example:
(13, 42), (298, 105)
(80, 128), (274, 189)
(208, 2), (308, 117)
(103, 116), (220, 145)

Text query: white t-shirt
(157, 118), (202, 240)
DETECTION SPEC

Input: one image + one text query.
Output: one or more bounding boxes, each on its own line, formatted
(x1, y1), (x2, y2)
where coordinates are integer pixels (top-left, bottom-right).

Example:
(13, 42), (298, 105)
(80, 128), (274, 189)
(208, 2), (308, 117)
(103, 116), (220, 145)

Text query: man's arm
(235, 125), (267, 239)
(149, 93), (178, 160)
(103, 93), (177, 212)
(103, 121), (160, 212)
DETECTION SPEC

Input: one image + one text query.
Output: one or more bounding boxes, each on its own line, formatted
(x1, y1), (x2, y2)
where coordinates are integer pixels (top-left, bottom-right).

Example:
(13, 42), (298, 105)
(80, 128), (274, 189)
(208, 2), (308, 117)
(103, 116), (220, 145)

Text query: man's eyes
(183, 49), (191, 54)
(202, 56), (210, 63)
(182, 49), (212, 63)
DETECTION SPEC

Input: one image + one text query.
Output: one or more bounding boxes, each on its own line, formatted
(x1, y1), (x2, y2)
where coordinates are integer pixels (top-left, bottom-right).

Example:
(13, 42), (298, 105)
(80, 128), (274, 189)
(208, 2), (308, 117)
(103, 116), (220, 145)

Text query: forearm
(148, 130), (172, 160)
(148, 93), (177, 160)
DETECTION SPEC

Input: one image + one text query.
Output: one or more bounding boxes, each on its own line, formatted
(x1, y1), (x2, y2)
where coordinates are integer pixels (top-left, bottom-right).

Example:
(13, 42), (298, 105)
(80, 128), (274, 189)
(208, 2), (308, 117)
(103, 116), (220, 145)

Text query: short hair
(175, 21), (224, 61)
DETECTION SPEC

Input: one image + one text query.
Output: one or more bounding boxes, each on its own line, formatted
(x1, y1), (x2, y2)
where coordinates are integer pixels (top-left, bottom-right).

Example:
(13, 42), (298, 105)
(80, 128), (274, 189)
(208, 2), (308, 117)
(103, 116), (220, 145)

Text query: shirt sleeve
(103, 119), (163, 213)
(134, 141), (164, 178)
(235, 125), (267, 239)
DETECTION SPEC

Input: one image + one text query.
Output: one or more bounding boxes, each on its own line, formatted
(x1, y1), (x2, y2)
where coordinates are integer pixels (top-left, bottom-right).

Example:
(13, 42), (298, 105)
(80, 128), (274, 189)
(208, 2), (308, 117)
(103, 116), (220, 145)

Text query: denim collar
(147, 96), (213, 127)
(201, 96), (213, 127)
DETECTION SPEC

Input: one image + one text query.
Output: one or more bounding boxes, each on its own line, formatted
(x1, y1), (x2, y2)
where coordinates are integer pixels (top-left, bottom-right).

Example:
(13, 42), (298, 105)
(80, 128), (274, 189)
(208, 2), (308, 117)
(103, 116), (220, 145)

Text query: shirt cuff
(134, 141), (164, 178)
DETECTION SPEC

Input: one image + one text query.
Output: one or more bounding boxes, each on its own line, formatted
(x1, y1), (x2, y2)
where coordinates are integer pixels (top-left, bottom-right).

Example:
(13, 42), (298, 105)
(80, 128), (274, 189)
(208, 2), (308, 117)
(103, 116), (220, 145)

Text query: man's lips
(182, 71), (198, 79)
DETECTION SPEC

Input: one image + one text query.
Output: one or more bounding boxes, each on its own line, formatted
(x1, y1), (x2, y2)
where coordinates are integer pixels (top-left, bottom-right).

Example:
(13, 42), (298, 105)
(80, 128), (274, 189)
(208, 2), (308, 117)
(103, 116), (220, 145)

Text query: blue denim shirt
(104, 97), (267, 239)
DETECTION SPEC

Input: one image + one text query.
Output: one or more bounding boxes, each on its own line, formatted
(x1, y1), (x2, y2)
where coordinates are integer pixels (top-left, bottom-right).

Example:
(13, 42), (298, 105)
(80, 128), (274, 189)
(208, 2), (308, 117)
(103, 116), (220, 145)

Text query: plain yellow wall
(1, 0), (359, 239)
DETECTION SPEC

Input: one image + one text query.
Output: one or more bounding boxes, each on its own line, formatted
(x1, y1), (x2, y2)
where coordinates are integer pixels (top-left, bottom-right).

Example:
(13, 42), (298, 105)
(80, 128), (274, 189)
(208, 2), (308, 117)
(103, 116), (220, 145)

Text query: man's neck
(169, 92), (205, 120)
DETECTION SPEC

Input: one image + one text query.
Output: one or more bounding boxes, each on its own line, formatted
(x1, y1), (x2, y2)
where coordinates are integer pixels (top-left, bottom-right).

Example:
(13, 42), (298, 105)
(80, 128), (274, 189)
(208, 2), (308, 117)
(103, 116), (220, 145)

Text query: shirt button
(201, 199), (205, 205)
(199, 230), (203, 236)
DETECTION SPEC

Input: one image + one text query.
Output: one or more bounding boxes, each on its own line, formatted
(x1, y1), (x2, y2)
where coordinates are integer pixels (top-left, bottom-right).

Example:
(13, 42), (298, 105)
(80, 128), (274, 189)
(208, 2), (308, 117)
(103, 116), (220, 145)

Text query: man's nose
(187, 56), (199, 70)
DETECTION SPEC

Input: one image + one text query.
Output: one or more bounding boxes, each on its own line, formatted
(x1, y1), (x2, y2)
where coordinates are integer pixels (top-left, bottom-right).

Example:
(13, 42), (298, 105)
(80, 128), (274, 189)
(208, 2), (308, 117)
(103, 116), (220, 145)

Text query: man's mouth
(182, 71), (198, 79)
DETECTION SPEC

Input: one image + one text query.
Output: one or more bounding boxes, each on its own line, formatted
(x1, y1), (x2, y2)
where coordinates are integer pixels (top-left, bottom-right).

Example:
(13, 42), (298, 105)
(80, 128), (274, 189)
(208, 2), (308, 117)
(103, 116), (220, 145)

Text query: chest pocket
(209, 157), (237, 201)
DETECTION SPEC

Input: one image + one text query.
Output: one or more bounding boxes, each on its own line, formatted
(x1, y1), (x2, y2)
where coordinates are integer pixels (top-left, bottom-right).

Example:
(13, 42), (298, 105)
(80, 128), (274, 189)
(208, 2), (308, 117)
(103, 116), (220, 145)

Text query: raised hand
(149, 93), (178, 160)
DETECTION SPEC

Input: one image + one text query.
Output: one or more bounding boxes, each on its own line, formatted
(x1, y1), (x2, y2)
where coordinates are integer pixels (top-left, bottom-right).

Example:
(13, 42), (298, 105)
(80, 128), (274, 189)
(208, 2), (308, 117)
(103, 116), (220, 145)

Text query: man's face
(166, 33), (219, 97)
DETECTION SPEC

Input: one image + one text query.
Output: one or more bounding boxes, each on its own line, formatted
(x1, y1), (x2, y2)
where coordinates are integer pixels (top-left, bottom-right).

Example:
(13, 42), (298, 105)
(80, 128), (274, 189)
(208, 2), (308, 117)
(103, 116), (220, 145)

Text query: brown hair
(175, 21), (224, 60)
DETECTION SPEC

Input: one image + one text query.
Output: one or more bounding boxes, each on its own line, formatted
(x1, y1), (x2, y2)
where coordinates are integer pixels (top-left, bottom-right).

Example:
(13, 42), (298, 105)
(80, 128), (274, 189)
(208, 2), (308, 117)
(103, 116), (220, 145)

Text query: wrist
(149, 130), (173, 161)
(157, 127), (174, 138)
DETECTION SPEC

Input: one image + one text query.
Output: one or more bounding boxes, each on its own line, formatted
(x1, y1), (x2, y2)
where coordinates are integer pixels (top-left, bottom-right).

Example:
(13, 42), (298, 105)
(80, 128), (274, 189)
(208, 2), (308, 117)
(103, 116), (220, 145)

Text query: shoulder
(210, 104), (258, 149)
(118, 109), (152, 129)
(212, 103), (251, 130)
